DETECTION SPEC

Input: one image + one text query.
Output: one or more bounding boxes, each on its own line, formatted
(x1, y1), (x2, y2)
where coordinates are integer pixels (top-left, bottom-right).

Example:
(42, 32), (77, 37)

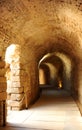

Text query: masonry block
(11, 93), (24, 101)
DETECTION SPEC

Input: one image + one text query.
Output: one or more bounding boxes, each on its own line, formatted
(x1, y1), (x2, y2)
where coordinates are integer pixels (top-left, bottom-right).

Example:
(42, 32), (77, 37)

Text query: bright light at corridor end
(58, 80), (62, 89)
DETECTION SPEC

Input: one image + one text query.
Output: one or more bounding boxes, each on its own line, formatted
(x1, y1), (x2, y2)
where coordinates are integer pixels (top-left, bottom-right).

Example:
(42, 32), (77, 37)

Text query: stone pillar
(7, 61), (26, 110)
(0, 57), (7, 126)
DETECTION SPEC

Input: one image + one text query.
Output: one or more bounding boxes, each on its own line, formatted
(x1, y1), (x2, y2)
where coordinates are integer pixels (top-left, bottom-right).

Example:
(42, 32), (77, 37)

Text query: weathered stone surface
(6, 80), (11, 94)
(11, 87), (24, 94)
(0, 101), (6, 126)
(11, 93), (24, 101)
(0, 92), (7, 101)
(7, 94), (11, 100)
(7, 87), (11, 94)
(0, 61), (5, 68)
(7, 86), (24, 94)
(11, 107), (22, 111)
(7, 99), (25, 107)
(11, 81), (26, 88)
(11, 69), (25, 76)
(10, 62), (23, 70)
(0, 59), (7, 126)
(0, 77), (6, 83)
(0, 69), (6, 76)
(11, 76), (26, 82)
(0, 83), (7, 92)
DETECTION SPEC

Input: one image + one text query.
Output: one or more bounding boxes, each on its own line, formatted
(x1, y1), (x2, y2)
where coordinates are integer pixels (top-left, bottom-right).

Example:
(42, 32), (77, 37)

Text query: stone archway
(5, 44), (27, 110)
(39, 53), (64, 89)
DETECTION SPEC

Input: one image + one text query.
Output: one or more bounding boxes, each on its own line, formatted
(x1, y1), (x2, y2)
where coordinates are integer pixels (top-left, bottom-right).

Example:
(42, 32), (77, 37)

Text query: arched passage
(31, 36), (81, 113)
(39, 53), (64, 89)
(38, 51), (72, 93)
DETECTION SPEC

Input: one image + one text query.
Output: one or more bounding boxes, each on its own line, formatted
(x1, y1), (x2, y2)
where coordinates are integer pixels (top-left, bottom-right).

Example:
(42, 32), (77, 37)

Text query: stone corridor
(0, 0), (82, 128)
(1, 89), (82, 130)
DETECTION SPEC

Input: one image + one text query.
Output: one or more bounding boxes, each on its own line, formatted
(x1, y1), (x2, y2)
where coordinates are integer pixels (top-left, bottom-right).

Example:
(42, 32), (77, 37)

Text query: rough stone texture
(0, 58), (7, 126)
(0, 101), (6, 126)
(0, 77), (6, 82)
(0, 0), (82, 123)
(0, 60), (7, 96)
(0, 92), (7, 101)
(0, 85), (6, 93)
(11, 93), (24, 101)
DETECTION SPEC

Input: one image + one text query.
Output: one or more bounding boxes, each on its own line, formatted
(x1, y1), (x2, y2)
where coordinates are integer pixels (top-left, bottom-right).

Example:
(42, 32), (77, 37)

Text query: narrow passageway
(0, 0), (82, 129)
(4, 89), (82, 130)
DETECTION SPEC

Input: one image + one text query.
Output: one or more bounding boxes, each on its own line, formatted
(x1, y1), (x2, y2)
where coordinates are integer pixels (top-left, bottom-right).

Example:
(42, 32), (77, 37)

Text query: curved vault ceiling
(0, 0), (82, 61)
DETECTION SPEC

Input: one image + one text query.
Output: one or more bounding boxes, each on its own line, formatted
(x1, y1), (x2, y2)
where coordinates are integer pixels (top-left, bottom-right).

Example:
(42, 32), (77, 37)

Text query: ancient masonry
(0, 58), (7, 126)
(7, 61), (27, 111)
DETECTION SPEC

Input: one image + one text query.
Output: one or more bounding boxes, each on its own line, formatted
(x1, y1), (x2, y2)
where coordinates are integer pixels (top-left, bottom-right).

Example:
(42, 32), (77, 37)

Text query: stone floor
(1, 89), (82, 130)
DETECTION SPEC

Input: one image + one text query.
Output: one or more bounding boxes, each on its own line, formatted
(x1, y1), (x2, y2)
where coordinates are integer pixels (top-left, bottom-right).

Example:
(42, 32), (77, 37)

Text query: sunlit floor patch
(6, 90), (82, 130)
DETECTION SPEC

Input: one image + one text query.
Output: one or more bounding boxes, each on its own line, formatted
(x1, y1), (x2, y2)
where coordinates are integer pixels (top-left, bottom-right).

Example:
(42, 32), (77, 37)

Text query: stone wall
(7, 62), (26, 110)
(0, 57), (7, 126)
